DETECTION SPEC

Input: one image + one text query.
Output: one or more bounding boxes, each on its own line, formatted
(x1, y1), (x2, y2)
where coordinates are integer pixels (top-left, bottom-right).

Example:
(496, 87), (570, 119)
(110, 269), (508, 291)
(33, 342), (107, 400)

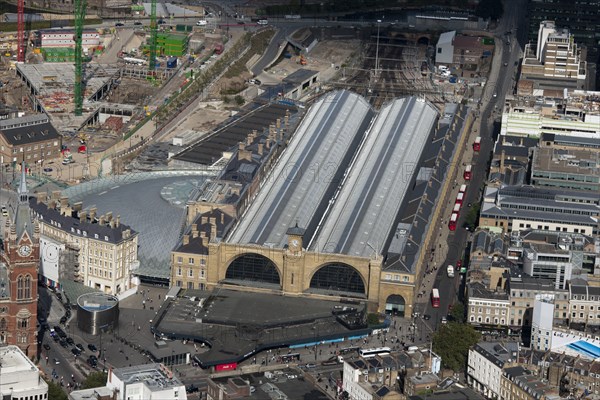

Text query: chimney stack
(258, 143), (264, 156)
(276, 118), (281, 129)
(36, 192), (47, 204)
(106, 212), (113, 222)
(99, 215), (105, 226)
(79, 211), (87, 223)
(73, 202), (83, 212)
(500, 150), (506, 171)
(59, 196), (69, 210)
(221, 212), (225, 224)
(183, 234), (190, 245)
(115, 215), (120, 228)
(201, 216), (208, 224)
(209, 217), (217, 238)
(89, 207), (97, 221)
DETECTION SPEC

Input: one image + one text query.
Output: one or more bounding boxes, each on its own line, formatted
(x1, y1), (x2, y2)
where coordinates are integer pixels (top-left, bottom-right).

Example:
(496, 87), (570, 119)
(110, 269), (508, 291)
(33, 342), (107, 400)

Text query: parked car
(72, 347), (82, 356)
(88, 344), (98, 352)
(115, 22), (124, 27)
(134, 21), (143, 26)
(66, 337), (74, 345)
(75, 343), (84, 351)
(43, 344), (51, 351)
(1, 207), (8, 217)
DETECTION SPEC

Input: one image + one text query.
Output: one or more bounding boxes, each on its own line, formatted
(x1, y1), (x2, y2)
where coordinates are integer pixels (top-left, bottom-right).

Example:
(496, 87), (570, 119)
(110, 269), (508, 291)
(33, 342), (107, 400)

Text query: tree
(475, 0), (504, 20)
(234, 95), (245, 106)
(450, 302), (466, 323)
(432, 322), (480, 371)
(81, 371), (108, 390)
(45, 378), (68, 400)
(366, 313), (381, 326)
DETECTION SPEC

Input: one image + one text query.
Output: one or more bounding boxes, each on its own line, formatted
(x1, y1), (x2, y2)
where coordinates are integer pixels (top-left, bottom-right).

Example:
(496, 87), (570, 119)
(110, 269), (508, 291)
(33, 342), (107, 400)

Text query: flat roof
(0, 346), (38, 374)
(228, 90), (374, 247)
(311, 97), (438, 258)
(533, 146), (599, 175)
(112, 363), (184, 391)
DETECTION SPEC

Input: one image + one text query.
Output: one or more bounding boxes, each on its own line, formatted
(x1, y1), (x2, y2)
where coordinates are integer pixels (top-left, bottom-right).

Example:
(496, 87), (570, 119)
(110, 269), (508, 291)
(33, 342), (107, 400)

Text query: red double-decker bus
(464, 164), (472, 180)
(431, 288), (440, 308)
(455, 192), (465, 206)
(448, 212), (459, 231)
(473, 137), (481, 151)
(459, 184), (467, 193)
(453, 203), (461, 214)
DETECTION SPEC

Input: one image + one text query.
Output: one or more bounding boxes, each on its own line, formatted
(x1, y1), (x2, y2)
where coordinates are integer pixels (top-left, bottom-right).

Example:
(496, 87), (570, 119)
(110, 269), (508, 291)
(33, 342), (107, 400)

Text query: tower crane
(148, 0), (158, 73)
(17, 0), (25, 62)
(74, 0), (87, 116)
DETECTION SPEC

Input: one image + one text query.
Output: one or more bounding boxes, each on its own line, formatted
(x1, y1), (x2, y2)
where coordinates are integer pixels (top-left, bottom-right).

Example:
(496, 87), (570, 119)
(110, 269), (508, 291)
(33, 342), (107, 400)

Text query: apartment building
(521, 21), (587, 90)
(0, 114), (62, 166)
(500, 366), (559, 400)
(479, 186), (600, 236)
(569, 284), (600, 325)
(467, 282), (511, 328)
(468, 341), (519, 399)
(31, 194), (138, 295)
(507, 276), (569, 329)
(105, 364), (187, 400)
(499, 93), (600, 140)
(170, 208), (233, 290)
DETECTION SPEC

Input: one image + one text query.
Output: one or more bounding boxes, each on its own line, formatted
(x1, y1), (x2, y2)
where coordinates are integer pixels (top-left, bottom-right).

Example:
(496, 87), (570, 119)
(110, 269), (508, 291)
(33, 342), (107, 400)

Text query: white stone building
(0, 345), (48, 400)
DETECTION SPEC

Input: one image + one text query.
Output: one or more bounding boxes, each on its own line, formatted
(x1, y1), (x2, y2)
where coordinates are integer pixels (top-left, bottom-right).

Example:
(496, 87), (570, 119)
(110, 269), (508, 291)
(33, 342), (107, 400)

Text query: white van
(257, 19), (268, 25)
(196, 20), (207, 26)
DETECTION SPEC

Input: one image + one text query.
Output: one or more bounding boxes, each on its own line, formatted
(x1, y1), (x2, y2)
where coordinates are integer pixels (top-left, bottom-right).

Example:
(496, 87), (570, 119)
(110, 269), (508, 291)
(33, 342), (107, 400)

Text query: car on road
(115, 22), (124, 27)
(53, 358), (60, 364)
(134, 21), (143, 25)
(60, 339), (69, 348)
(422, 314), (431, 320)
(87, 357), (98, 367)
(305, 363), (317, 369)
(456, 260), (463, 269)
(158, 19), (165, 24)
(88, 344), (97, 352)
(503, 62), (508, 66)
(43, 167), (53, 173)
(66, 337), (74, 345)
(1, 207), (8, 217)
(60, 316), (67, 324)
(441, 316), (448, 324)
(43, 344), (51, 351)
(75, 343), (84, 352)
(72, 347), (82, 356)
(493, 92), (498, 98)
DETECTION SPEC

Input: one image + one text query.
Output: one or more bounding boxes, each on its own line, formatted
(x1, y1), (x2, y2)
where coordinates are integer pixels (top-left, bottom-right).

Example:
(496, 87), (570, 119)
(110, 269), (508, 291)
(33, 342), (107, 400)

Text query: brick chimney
(72, 202), (83, 212)
(183, 234), (190, 245)
(89, 207), (97, 221)
(99, 215), (105, 225)
(79, 211), (87, 223)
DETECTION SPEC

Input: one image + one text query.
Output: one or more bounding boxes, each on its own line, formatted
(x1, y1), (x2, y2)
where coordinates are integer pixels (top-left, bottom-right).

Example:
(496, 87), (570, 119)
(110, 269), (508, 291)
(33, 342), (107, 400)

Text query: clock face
(18, 245), (32, 257)
(291, 239), (299, 248)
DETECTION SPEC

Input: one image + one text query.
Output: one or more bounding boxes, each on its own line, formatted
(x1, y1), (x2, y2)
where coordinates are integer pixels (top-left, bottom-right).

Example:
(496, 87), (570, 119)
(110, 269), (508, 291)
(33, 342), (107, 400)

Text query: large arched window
(24, 275), (31, 299)
(225, 253), (281, 286)
(17, 275), (24, 299)
(0, 318), (7, 330)
(310, 263), (366, 294)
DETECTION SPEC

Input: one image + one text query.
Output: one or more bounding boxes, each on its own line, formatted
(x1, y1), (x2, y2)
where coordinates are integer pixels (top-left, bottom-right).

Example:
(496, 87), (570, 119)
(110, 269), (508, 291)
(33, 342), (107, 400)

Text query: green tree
(234, 95), (245, 106)
(45, 378), (68, 400)
(432, 322), (480, 371)
(464, 202), (480, 232)
(81, 371), (108, 390)
(450, 302), (465, 323)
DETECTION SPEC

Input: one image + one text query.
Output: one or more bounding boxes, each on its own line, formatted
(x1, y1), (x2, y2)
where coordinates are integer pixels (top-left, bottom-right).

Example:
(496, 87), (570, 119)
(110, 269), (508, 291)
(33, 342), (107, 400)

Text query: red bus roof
(450, 212), (459, 222)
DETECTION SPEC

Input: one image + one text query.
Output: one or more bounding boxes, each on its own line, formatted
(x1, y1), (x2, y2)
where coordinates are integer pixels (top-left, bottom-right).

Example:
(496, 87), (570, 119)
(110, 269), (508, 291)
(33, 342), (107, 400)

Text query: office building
(531, 145), (600, 192)
(106, 363), (187, 400)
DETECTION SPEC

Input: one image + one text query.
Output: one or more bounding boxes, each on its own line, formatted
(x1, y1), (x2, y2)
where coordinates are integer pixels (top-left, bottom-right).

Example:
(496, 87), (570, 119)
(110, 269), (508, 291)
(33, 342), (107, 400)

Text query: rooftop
(111, 363), (184, 392)
(532, 146), (599, 175)
(470, 341), (519, 369)
(468, 282), (509, 301)
(311, 97), (438, 258)
(0, 345), (38, 374)
(228, 90), (374, 248)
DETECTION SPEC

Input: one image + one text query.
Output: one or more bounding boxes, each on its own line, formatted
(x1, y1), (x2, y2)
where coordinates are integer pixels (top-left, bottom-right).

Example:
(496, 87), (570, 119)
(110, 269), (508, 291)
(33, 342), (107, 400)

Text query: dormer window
(104, 236), (109, 241)
(71, 227), (75, 233)
(83, 231), (87, 237)
(95, 234), (99, 239)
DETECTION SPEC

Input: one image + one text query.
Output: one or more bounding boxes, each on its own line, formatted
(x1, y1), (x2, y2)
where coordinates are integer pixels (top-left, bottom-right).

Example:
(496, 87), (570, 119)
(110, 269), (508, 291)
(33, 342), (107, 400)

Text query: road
(416, 0), (528, 332)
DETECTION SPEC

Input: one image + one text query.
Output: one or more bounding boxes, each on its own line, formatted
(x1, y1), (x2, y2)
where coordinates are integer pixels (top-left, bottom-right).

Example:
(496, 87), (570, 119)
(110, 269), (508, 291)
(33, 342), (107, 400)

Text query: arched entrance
(225, 253), (281, 287)
(417, 36), (430, 46)
(309, 263), (366, 295)
(385, 295), (406, 317)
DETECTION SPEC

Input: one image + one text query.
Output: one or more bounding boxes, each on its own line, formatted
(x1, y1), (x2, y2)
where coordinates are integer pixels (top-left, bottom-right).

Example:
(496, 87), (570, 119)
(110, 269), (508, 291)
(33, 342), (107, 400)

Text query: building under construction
(15, 62), (121, 129)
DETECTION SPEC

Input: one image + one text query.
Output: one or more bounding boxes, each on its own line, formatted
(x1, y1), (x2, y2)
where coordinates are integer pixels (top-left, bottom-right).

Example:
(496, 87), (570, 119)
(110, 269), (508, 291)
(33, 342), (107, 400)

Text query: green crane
(74, 0), (87, 116)
(148, 0), (157, 73)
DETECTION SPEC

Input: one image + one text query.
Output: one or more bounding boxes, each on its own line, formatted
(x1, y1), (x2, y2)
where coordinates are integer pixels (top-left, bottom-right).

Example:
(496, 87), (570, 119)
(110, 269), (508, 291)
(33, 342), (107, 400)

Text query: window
(187, 282), (194, 290)
(17, 275), (24, 299)
(0, 318), (6, 330)
(177, 256), (183, 264)
(200, 269), (205, 278)
(188, 257), (194, 264)
(177, 267), (182, 276)
(200, 259), (206, 266)
(188, 269), (193, 278)
(18, 318), (28, 329)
